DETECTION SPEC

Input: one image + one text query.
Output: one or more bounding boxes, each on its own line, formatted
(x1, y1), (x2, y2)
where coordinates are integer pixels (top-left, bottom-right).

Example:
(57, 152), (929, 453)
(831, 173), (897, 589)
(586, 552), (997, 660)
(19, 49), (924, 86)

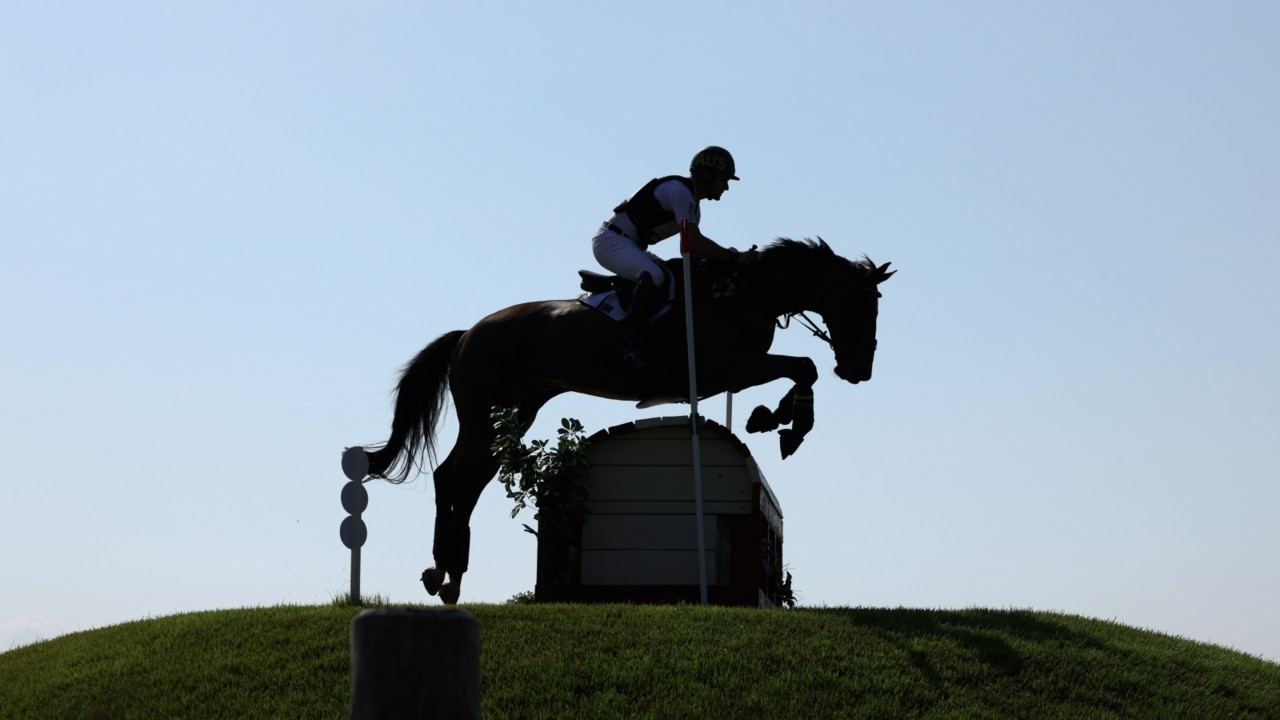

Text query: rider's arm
(655, 179), (754, 264)
(683, 222), (741, 262)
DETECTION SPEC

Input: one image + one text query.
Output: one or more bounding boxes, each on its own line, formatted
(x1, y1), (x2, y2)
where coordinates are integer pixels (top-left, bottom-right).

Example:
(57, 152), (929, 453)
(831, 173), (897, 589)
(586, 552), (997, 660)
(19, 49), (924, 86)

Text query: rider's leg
(592, 228), (666, 370)
(621, 272), (663, 371)
(592, 228), (665, 285)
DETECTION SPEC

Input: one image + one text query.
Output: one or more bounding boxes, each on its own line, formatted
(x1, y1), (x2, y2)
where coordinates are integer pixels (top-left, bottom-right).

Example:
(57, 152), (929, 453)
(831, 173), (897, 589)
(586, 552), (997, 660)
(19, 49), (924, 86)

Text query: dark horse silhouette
(352, 238), (893, 604)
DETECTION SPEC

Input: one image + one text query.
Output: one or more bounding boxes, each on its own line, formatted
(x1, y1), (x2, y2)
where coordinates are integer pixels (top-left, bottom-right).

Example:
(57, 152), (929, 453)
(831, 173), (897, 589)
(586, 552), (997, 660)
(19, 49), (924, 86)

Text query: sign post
(680, 219), (709, 606)
(341, 447), (371, 604)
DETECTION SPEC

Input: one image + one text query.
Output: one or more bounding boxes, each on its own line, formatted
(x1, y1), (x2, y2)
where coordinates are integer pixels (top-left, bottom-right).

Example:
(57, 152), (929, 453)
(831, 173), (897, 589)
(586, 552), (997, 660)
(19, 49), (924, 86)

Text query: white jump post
(680, 219), (709, 606)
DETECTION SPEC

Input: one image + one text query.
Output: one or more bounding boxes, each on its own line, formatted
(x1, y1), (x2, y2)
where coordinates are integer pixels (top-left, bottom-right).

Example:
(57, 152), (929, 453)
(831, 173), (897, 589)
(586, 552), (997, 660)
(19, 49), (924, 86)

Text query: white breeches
(592, 228), (666, 286)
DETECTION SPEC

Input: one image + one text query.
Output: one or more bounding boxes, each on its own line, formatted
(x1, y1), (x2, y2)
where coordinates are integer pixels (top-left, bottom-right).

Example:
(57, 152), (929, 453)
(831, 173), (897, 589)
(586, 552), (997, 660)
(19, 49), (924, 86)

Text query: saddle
(577, 259), (739, 322)
(577, 266), (677, 323)
(577, 269), (629, 295)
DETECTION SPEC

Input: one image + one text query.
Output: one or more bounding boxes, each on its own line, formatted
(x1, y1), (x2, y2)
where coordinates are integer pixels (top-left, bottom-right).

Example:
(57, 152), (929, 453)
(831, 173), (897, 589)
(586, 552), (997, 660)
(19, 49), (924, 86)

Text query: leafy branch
(490, 407), (591, 540)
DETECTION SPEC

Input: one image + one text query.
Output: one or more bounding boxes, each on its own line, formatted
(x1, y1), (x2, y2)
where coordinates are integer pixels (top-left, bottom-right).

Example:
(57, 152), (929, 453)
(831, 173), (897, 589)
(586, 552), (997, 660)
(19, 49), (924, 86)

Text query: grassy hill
(1, 603), (1277, 719)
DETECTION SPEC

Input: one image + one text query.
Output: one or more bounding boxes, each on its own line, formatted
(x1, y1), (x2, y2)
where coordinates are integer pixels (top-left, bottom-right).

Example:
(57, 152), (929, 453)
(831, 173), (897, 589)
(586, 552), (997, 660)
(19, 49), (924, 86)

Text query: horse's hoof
(439, 582), (461, 605)
(421, 567), (445, 596)
(779, 430), (805, 459)
(746, 406), (777, 433)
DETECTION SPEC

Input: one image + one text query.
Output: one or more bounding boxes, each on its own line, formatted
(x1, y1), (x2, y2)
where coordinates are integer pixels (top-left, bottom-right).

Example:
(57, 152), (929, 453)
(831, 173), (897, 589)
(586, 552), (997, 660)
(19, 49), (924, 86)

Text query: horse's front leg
(746, 383), (814, 458)
(776, 385), (814, 459)
(723, 353), (819, 458)
(745, 385), (794, 434)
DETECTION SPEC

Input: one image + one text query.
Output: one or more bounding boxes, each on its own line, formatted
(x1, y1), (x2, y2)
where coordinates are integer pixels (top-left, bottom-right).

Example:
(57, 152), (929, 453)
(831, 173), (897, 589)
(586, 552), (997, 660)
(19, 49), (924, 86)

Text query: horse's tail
(365, 330), (465, 483)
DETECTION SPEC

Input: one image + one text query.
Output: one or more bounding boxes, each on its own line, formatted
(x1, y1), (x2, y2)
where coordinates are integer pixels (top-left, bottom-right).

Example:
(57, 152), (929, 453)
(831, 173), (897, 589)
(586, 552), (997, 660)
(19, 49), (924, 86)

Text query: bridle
(757, 256), (891, 357)
(777, 283), (881, 357)
(777, 311), (833, 347)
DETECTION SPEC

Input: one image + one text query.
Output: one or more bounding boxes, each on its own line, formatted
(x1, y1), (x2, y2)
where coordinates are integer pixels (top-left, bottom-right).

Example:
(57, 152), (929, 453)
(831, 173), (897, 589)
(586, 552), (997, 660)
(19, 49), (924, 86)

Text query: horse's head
(748, 238), (894, 383)
(810, 248), (894, 384)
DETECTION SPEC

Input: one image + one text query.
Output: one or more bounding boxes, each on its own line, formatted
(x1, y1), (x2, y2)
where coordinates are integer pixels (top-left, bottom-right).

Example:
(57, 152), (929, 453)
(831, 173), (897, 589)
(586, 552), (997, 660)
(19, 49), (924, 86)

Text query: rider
(592, 145), (757, 371)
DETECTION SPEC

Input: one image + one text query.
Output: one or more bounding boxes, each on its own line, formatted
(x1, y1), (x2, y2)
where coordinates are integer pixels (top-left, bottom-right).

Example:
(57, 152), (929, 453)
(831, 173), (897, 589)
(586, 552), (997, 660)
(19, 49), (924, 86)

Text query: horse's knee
(797, 360), (819, 388)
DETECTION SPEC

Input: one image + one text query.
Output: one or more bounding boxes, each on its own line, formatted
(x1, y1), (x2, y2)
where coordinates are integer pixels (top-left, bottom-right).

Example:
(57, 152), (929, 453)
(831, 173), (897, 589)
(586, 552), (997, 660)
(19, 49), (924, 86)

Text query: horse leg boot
(438, 525), (471, 606)
(421, 511), (453, 597)
(621, 272), (661, 372)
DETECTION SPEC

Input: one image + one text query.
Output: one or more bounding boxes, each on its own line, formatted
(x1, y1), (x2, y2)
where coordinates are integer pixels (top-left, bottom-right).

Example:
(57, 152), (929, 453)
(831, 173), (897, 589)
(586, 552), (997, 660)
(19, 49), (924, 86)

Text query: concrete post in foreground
(349, 608), (481, 720)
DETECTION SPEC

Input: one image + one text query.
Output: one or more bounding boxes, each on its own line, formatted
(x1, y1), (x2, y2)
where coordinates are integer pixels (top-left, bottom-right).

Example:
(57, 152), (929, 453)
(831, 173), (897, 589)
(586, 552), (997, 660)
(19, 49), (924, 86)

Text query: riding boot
(621, 272), (661, 372)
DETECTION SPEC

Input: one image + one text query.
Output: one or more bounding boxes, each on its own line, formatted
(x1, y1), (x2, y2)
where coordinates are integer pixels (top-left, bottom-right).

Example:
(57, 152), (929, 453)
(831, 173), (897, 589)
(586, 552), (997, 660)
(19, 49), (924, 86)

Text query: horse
(351, 237), (894, 604)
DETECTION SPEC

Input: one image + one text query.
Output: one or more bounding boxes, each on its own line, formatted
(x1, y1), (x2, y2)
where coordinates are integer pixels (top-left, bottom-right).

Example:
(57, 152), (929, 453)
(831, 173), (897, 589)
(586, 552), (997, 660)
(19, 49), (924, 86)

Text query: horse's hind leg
(420, 465), (455, 598)
(423, 426), (499, 605)
(431, 393), (557, 603)
(435, 475), (492, 605)
(419, 449), (473, 601)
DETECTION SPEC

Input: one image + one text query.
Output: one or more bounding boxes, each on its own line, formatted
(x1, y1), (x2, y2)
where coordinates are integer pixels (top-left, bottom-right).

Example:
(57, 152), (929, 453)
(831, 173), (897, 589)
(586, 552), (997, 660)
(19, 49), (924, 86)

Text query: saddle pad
(579, 291), (627, 321)
(579, 267), (677, 323)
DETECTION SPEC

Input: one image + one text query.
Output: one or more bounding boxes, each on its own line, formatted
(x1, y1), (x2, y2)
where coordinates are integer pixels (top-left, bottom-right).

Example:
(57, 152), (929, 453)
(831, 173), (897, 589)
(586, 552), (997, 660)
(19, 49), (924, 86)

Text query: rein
(778, 311), (834, 348)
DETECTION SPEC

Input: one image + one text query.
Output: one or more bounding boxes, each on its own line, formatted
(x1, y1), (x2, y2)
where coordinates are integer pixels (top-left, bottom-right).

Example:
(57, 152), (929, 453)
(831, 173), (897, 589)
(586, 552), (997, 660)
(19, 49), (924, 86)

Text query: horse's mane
(760, 237), (874, 271)
(761, 236), (832, 260)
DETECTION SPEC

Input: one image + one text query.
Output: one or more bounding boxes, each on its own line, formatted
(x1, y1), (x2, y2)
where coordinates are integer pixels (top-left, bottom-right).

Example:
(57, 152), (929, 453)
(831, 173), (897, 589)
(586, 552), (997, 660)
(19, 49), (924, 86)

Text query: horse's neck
(742, 265), (814, 319)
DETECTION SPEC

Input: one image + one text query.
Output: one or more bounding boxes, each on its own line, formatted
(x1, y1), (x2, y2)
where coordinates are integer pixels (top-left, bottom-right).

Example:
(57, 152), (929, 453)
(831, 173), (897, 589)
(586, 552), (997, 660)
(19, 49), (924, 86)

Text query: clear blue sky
(3, 2), (1278, 663)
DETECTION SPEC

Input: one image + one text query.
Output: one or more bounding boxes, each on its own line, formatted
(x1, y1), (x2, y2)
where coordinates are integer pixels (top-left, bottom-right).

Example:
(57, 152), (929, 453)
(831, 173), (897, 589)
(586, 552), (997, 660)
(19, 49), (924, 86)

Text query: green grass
(1, 604), (1277, 719)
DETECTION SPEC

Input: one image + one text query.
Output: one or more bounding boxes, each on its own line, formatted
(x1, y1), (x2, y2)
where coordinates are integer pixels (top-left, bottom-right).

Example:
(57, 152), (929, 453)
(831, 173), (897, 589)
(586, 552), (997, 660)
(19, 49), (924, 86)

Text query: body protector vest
(613, 175), (696, 249)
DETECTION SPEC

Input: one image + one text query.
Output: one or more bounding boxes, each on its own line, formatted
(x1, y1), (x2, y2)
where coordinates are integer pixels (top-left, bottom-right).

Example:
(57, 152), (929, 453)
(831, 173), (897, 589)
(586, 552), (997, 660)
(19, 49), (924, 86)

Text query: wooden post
(349, 608), (481, 719)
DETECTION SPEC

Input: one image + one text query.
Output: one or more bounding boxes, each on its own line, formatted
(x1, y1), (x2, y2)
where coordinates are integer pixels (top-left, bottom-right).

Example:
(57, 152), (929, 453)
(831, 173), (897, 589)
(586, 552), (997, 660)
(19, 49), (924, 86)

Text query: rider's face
(706, 172), (732, 201)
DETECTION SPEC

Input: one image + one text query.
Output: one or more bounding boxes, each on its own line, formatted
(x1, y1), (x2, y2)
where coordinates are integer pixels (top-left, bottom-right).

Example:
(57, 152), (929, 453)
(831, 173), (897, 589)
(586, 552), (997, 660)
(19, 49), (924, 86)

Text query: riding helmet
(690, 146), (739, 180)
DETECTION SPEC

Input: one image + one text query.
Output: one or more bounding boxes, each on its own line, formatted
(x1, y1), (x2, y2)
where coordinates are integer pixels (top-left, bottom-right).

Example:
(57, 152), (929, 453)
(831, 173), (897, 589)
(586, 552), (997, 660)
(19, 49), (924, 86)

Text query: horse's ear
(875, 262), (895, 283)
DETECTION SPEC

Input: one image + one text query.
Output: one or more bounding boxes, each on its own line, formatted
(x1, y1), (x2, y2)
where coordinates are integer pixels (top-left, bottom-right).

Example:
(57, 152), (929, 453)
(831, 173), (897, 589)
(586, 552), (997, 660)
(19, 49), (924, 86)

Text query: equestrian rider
(592, 146), (757, 371)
